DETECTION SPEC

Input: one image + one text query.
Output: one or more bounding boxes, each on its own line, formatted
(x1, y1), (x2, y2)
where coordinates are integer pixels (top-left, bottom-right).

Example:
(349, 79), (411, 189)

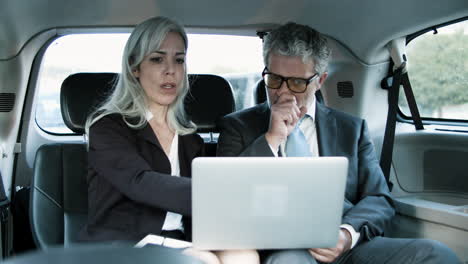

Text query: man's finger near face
(273, 93), (296, 105)
(285, 114), (295, 127)
(274, 107), (298, 124)
(272, 103), (300, 118)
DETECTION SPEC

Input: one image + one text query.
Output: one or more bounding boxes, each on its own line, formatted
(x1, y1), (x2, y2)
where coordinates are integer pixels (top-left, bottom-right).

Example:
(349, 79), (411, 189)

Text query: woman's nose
(165, 61), (175, 75)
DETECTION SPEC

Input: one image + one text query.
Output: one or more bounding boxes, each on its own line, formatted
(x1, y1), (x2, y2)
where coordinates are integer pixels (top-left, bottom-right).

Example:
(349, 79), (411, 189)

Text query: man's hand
(265, 94), (307, 150)
(308, 228), (352, 263)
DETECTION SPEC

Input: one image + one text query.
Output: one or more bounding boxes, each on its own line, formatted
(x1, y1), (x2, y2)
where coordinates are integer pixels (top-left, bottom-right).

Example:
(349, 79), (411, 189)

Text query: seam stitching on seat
(34, 186), (63, 209)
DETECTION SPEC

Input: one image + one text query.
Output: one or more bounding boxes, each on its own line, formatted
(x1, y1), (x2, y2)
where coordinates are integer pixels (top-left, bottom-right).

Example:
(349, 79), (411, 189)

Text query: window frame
(32, 28), (133, 136)
(397, 16), (468, 125)
(32, 28), (264, 136)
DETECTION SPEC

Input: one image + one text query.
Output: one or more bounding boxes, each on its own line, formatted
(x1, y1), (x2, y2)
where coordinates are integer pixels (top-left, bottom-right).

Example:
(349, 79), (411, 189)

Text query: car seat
(30, 72), (235, 248)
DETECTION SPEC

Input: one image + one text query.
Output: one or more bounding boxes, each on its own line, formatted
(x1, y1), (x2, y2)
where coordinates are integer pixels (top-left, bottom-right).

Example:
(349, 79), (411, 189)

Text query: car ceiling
(0, 0), (467, 64)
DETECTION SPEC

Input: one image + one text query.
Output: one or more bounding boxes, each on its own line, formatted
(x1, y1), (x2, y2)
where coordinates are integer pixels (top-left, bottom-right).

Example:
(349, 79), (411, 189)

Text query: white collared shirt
(146, 111), (184, 232)
(161, 134), (184, 231)
(267, 100), (361, 249)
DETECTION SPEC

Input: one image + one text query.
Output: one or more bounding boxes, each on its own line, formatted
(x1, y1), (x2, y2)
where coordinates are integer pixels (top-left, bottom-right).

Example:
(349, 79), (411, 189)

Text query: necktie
(285, 119), (312, 157)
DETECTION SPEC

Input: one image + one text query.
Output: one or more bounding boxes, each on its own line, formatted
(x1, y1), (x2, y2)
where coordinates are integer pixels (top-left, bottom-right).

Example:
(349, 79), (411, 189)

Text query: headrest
(253, 78), (325, 105)
(61, 73), (117, 134)
(254, 79), (267, 104)
(60, 73), (235, 134)
(185, 74), (235, 133)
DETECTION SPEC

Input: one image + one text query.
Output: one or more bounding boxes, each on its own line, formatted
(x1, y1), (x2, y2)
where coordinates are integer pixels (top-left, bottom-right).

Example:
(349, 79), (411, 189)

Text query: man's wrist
(265, 132), (283, 151)
(340, 228), (352, 251)
(340, 224), (361, 249)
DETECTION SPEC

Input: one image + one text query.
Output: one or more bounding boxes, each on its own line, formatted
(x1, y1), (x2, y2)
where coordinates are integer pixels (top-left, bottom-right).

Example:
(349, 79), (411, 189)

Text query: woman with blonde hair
(80, 16), (258, 264)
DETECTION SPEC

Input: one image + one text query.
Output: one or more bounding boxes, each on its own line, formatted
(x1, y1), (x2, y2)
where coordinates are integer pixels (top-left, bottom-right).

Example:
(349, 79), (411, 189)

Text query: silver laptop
(191, 156), (348, 250)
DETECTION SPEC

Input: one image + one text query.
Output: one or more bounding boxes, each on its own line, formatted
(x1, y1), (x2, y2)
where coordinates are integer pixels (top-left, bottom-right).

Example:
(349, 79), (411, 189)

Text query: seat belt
(0, 171), (10, 259)
(380, 38), (424, 191)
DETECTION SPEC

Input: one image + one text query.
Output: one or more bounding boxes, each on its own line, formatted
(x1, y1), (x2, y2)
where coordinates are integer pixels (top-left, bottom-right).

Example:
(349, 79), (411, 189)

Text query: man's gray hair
(263, 22), (331, 74)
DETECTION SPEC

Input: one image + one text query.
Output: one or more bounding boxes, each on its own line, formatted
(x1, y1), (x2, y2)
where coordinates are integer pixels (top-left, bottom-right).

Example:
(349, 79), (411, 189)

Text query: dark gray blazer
(80, 114), (204, 243)
(217, 102), (395, 242)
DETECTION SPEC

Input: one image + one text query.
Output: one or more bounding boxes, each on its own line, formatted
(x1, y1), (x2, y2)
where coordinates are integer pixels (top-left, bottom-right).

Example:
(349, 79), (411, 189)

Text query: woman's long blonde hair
(85, 16), (196, 137)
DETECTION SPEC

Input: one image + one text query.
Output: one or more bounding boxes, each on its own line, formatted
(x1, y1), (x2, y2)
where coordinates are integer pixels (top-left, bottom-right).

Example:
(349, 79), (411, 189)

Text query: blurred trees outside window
(400, 20), (468, 120)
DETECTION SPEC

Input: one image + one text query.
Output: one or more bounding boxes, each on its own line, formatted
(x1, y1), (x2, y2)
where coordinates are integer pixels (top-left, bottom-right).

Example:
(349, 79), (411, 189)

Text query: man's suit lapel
(315, 102), (337, 157)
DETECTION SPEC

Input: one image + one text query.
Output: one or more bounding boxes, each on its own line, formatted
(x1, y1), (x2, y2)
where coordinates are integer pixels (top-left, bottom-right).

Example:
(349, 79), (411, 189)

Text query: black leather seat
(30, 72), (235, 248)
(254, 79), (324, 104)
(185, 74), (235, 156)
(186, 74), (235, 133)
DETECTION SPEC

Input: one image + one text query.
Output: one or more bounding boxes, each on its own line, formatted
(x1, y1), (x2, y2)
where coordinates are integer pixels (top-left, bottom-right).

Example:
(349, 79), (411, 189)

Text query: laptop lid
(191, 157), (348, 250)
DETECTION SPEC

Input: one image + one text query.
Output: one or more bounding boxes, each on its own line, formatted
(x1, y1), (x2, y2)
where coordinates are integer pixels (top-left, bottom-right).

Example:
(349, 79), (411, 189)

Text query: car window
(400, 20), (468, 120)
(35, 33), (263, 134)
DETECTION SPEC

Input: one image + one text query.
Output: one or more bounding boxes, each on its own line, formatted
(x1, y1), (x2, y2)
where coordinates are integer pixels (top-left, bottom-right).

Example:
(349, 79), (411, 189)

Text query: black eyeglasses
(262, 67), (319, 93)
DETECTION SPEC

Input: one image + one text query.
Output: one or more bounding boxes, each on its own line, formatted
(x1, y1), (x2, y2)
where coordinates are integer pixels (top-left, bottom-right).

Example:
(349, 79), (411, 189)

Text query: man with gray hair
(217, 22), (460, 263)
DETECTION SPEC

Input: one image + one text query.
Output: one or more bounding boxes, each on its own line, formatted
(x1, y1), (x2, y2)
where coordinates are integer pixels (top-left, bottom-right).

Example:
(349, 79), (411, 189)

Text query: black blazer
(79, 114), (204, 242)
(217, 102), (395, 242)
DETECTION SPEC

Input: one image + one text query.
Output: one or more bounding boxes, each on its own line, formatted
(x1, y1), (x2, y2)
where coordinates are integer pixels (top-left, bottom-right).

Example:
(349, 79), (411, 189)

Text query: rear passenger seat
(186, 74), (235, 156)
(30, 72), (235, 248)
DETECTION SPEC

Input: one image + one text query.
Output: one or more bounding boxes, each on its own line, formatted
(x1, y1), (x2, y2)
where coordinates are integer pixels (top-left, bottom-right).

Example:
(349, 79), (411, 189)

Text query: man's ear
(316, 72), (328, 89)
